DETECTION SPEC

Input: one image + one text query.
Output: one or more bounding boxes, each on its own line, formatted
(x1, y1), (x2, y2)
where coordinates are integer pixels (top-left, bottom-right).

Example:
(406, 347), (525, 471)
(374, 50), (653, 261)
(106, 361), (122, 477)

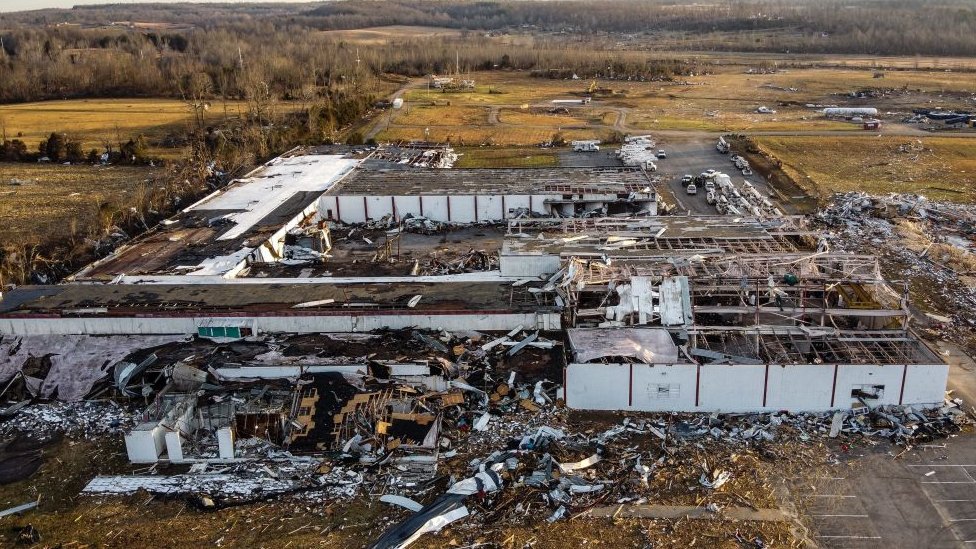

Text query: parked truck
(572, 140), (600, 152)
(716, 136), (729, 154)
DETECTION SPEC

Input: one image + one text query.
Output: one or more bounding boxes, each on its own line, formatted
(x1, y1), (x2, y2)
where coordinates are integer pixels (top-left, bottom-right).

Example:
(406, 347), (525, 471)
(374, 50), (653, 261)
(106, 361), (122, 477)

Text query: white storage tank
(823, 107), (878, 117)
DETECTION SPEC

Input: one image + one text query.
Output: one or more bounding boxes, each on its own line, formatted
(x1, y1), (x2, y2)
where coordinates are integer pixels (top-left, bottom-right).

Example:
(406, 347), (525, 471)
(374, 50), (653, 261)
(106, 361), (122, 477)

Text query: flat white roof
(189, 154), (359, 241)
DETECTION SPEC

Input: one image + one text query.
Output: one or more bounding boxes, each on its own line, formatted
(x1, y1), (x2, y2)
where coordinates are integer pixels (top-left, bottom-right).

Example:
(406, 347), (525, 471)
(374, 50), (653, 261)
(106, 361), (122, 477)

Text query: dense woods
(0, 24), (700, 105)
(1, 0), (973, 105)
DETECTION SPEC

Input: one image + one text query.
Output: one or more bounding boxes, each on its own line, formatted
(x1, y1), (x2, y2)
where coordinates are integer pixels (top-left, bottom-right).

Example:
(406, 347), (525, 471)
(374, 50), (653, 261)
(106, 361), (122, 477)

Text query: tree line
(3, 0), (974, 57)
(0, 23), (703, 105)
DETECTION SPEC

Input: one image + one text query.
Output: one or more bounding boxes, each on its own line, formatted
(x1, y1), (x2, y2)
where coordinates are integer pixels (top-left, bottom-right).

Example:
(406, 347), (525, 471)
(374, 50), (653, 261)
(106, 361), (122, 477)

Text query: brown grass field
(392, 104), (488, 126)
(454, 146), (559, 168)
(380, 66), (976, 136)
(0, 98), (305, 159)
(318, 25), (466, 45)
(496, 108), (592, 128)
(375, 125), (614, 146)
(755, 136), (976, 202)
(0, 163), (161, 246)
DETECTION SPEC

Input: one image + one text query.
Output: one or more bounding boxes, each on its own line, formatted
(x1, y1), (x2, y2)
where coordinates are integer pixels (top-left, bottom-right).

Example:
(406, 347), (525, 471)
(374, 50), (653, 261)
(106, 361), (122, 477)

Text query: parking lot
(651, 136), (779, 215)
(793, 440), (976, 548)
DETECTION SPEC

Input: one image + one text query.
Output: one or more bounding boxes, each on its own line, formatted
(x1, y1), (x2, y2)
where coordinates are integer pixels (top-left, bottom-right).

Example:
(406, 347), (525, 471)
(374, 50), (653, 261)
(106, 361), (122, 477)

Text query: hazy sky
(0, 0), (307, 13)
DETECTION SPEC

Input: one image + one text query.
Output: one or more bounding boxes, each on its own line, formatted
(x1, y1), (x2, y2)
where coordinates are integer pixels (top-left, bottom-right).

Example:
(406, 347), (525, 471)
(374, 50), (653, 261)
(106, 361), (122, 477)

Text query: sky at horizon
(0, 0), (312, 13)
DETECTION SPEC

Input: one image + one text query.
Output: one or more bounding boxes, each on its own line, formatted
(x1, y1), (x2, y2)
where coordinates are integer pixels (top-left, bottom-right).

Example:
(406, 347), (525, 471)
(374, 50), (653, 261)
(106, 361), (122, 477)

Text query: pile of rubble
(817, 192), (976, 336)
(84, 458), (363, 508)
(358, 214), (447, 234)
(370, 144), (458, 169)
(1, 325), (971, 547)
(417, 249), (497, 275)
(0, 401), (134, 439)
(365, 399), (971, 547)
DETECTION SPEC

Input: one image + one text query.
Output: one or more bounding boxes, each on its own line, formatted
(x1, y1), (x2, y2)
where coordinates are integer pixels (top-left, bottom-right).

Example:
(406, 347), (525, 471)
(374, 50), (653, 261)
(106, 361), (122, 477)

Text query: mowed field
(0, 99), (303, 159)
(0, 163), (160, 246)
(755, 136), (976, 202)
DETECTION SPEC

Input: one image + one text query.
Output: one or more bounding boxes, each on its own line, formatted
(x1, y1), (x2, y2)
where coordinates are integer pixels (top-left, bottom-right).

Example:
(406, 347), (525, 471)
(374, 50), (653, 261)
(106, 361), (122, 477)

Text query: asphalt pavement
(795, 347), (976, 549)
(652, 136), (778, 215)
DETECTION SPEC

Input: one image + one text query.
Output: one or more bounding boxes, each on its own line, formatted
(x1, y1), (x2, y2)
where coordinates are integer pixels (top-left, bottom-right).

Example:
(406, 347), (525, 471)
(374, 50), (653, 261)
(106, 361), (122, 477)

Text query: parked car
(656, 149), (667, 159)
(686, 183), (698, 195)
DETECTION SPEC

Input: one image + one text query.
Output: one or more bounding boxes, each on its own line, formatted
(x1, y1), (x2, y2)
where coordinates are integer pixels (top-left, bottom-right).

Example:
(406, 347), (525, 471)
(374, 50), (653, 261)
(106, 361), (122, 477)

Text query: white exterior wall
(165, 431), (185, 463)
(217, 427), (236, 459)
(630, 363), (698, 411)
(530, 195), (551, 215)
(564, 363), (630, 410)
(366, 196), (395, 220)
(902, 363), (950, 405)
(566, 361), (947, 413)
(317, 195), (339, 220)
(125, 425), (166, 463)
(477, 195), (504, 221)
(422, 196), (450, 221)
(699, 364), (766, 411)
(505, 195), (531, 216)
(764, 364), (835, 411)
(325, 194), (552, 224)
(0, 312), (560, 336)
(835, 364), (908, 407)
(394, 196), (422, 221)
(337, 196), (367, 223)
(449, 196), (477, 223)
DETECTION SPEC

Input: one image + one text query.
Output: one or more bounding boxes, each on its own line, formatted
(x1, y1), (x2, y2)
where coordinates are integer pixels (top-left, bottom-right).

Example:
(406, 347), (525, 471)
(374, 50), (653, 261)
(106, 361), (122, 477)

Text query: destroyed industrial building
(0, 141), (960, 547)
